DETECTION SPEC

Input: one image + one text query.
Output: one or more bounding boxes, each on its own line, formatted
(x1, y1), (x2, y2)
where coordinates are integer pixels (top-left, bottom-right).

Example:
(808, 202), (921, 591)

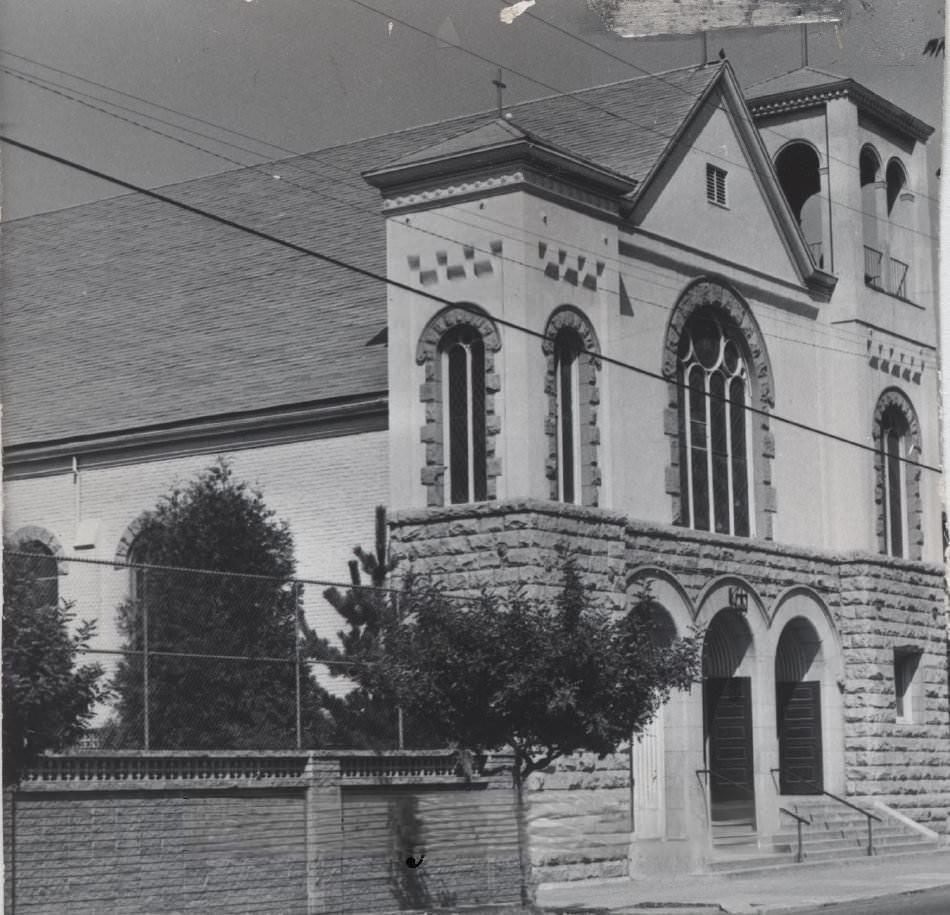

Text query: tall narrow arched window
(127, 535), (151, 605)
(677, 308), (752, 537)
(19, 540), (59, 608)
(543, 307), (601, 506)
(416, 305), (501, 507)
(873, 389), (922, 560)
(881, 415), (907, 557)
(442, 325), (487, 504)
(554, 330), (582, 503)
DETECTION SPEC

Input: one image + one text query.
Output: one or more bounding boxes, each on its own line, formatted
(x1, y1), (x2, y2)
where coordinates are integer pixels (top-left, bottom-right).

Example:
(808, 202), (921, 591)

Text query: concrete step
(772, 825), (924, 846)
(708, 850), (798, 873)
(706, 843), (950, 878)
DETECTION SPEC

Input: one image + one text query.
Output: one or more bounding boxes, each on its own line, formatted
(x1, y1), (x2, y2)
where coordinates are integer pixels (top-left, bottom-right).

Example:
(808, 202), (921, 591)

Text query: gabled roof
(364, 117), (639, 199)
(746, 65), (849, 96)
(746, 66), (934, 143)
(2, 64), (723, 451)
(379, 118), (533, 169)
(628, 62), (836, 296)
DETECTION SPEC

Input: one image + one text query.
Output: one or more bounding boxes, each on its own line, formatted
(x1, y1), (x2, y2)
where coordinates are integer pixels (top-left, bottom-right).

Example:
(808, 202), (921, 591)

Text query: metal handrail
(696, 767), (753, 794)
(771, 768), (880, 856)
(779, 806), (812, 863)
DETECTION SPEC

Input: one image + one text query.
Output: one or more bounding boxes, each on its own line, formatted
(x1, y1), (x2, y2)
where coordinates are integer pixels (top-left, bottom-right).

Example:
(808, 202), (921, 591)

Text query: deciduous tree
(2, 548), (109, 783)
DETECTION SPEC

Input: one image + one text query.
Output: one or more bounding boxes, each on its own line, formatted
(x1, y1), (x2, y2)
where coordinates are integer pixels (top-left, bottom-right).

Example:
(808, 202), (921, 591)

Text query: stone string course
(389, 499), (950, 879)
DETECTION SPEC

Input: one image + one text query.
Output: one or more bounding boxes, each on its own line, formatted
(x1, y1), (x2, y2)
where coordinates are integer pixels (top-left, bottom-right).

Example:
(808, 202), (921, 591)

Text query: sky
(0, 0), (944, 221)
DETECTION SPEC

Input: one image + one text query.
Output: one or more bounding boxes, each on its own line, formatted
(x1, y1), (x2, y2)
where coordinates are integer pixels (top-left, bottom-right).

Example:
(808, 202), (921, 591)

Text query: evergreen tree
(315, 506), (443, 748)
(106, 459), (337, 749)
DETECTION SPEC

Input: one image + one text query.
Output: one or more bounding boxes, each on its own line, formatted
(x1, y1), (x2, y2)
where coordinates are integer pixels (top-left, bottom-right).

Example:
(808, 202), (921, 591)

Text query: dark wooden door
(776, 680), (823, 794)
(704, 676), (755, 826)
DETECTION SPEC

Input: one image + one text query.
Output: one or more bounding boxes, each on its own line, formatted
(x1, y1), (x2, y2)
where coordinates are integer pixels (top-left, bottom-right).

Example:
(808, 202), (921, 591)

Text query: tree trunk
(513, 750), (533, 907)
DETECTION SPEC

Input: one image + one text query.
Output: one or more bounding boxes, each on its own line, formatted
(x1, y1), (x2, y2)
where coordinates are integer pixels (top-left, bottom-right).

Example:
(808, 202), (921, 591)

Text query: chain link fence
(4, 551), (428, 752)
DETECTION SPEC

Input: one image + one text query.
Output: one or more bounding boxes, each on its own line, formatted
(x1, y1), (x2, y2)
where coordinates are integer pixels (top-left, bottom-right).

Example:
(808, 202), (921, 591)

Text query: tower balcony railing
(864, 245), (911, 301)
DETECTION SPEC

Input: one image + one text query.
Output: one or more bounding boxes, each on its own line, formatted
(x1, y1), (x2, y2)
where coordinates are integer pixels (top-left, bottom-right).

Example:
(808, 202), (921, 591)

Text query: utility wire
(496, 0), (942, 204)
(2, 61), (938, 372)
(345, 0), (938, 242)
(2, 134), (939, 475)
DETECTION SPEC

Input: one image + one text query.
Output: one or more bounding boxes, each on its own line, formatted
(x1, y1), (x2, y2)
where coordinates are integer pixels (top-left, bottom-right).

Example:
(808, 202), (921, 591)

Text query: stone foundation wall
(525, 750), (632, 884)
(389, 498), (950, 872)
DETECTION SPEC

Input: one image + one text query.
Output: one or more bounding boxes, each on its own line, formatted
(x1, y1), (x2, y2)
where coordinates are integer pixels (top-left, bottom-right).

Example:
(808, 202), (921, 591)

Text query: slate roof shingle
(1, 62), (722, 448)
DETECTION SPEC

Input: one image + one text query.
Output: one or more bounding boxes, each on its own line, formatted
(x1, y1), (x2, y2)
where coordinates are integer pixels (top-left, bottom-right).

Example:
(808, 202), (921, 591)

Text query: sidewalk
(536, 847), (950, 914)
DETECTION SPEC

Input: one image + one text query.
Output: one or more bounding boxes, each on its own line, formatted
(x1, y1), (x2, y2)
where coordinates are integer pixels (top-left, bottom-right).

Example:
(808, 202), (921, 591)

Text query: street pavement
(781, 885), (950, 915)
(536, 847), (950, 915)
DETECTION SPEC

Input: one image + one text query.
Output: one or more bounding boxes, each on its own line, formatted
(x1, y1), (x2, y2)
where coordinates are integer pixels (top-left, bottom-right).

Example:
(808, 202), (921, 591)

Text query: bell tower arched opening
(775, 142), (824, 267)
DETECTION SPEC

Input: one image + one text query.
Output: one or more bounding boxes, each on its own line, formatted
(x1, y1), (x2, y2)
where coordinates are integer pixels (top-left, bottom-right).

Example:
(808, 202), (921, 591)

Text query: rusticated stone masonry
(389, 497), (950, 878)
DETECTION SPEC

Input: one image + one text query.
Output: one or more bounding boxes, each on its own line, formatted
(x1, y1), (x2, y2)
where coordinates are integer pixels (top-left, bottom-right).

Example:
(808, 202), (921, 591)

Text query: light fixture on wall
(728, 586), (749, 614)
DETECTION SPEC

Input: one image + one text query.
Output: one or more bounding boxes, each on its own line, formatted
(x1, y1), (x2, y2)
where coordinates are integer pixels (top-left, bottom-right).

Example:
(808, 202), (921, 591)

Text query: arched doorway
(632, 601), (677, 840)
(774, 617), (824, 794)
(703, 609), (756, 838)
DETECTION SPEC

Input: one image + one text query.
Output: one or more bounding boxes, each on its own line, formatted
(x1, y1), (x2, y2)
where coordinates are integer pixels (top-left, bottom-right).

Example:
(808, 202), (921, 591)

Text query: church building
(3, 60), (948, 880)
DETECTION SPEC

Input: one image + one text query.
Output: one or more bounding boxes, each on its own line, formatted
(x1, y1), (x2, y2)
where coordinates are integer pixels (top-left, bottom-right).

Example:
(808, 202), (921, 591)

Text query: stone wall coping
(16, 748), (497, 792)
(389, 498), (944, 578)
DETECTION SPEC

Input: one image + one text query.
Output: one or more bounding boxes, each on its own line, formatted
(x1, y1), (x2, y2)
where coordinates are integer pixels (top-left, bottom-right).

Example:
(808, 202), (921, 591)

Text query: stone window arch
(416, 304), (502, 506)
(662, 279), (775, 539)
(872, 388), (923, 559)
(542, 306), (601, 506)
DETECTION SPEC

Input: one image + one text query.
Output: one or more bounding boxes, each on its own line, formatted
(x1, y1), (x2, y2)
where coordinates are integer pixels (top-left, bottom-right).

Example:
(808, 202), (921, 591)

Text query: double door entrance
(704, 675), (823, 836)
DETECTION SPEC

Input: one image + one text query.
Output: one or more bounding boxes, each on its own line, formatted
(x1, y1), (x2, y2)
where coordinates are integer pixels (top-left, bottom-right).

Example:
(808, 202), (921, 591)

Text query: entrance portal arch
(774, 617), (824, 793)
(770, 588), (844, 796)
(702, 608), (757, 838)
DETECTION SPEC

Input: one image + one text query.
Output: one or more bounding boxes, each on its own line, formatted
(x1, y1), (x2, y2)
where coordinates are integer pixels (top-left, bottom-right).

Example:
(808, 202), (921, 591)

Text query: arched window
(885, 158), (907, 216)
(127, 535), (151, 605)
(543, 307), (601, 506)
(442, 325), (487, 504)
(881, 413), (907, 557)
(664, 281), (774, 538)
(859, 145), (883, 288)
(416, 305), (502, 506)
(775, 142), (823, 267)
(554, 331), (581, 503)
(873, 389), (922, 560)
(677, 308), (752, 536)
(19, 540), (59, 608)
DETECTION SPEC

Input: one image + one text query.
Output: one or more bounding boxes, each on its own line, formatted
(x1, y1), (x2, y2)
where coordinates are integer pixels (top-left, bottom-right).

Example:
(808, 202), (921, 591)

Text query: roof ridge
(306, 62), (721, 159)
(746, 64), (847, 92)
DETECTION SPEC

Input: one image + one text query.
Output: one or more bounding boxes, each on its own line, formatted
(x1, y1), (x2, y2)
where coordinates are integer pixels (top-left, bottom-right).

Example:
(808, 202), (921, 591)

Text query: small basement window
(893, 647), (921, 724)
(706, 164), (727, 207)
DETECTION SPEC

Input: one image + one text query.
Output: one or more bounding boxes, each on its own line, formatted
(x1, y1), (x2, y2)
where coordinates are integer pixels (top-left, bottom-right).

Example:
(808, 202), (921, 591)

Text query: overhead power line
(1, 59), (939, 373)
(343, 0), (938, 242)
(2, 133), (940, 476)
(495, 0), (941, 205)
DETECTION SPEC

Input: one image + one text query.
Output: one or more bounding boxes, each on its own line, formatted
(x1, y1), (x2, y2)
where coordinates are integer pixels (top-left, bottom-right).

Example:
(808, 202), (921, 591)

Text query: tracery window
(677, 308), (752, 536)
